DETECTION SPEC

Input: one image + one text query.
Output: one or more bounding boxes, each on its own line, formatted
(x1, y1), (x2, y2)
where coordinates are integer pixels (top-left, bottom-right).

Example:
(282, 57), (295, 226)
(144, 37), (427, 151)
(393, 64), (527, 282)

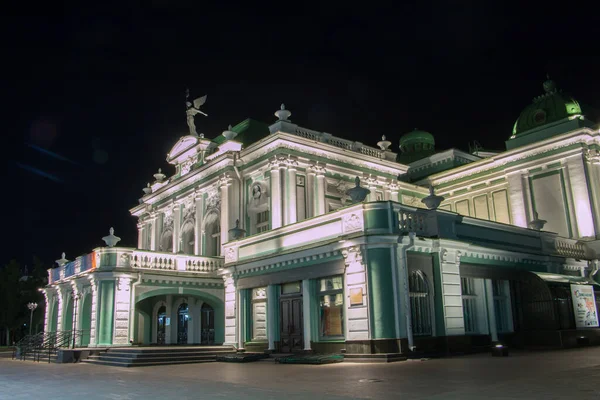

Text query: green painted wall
(63, 298), (73, 331)
(80, 293), (92, 346)
(49, 301), (58, 332)
(365, 209), (390, 231)
(98, 281), (115, 345)
(366, 248), (396, 339)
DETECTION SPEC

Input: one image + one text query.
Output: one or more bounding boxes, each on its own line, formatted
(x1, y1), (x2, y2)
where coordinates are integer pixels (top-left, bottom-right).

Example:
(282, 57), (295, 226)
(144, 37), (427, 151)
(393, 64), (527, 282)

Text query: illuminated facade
(43, 78), (600, 357)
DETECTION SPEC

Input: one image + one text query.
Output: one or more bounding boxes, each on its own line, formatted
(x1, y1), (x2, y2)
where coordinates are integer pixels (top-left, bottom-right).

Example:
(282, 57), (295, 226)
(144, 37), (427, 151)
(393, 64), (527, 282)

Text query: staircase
(82, 346), (236, 367)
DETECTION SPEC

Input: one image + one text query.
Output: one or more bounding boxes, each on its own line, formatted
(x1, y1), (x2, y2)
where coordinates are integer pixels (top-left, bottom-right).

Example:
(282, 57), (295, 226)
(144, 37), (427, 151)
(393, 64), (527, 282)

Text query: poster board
(570, 284), (599, 328)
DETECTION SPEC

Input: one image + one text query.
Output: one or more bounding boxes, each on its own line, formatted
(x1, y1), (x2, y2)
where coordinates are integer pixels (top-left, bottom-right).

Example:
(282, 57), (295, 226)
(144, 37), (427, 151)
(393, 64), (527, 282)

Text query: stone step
(86, 353), (220, 363)
(104, 349), (235, 358)
(81, 358), (217, 368)
(112, 346), (234, 354)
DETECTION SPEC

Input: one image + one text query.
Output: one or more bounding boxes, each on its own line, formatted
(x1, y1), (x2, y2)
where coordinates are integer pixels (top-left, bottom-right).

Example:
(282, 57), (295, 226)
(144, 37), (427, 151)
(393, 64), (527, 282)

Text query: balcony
(48, 247), (224, 284)
(223, 201), (598, 267)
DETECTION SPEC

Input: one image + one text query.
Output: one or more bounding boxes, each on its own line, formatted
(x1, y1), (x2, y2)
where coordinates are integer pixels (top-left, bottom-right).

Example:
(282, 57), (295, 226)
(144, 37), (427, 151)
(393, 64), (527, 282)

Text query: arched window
(160, 230), (173, 252)
(409, 270), (432, 336)
(203, 212), (220, 257)
(181, 221), (195, 255)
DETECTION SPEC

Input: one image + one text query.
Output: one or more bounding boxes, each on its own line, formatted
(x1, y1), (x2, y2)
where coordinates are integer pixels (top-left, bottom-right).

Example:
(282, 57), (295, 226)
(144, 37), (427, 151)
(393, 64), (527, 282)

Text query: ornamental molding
(235, 250), (342, 276)
(225, 247), (238, 264)
(341, 246), (363, 266)
(440, 248), (462, 265)
(431, 132), (596, 186)
(206, 189), (221, 212)
(342, 212), (364, 234)
(253, 287), (267, 299)
(141, 276), (223, 287)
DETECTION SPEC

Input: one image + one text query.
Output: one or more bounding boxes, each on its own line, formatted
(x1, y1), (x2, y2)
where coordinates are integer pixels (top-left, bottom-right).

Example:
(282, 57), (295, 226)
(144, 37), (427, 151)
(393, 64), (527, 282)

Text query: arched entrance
(63, 297), (74, 332)
(177, 303), (189, 344)
(409, 270), (432, 336)
(201, 303), (215, 344)
(156, 305), (166, 345)
(79, 293), (92, 346)
(49, 301), (59, 332)
(181, 221), (195, 254)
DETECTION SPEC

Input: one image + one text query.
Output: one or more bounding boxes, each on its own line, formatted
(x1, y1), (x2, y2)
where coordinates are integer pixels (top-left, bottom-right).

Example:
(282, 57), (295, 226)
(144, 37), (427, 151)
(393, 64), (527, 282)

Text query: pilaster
(302, 279), (312, 350)
(484, 279), (498, 342)
(284, 157), (298, 225)
(269, 157), (283, 229)
(194, 189), (204, 255)
(219, 174), (233, 252)
(88, 277), (100, 346)
(439, 248), (465, 336)
(113, 275), (134, 346)
(342, 246), (370, 340)
(566, 155), (596, 238)
(310, 162), (327, 216)
(172, 203), (182, 253)
(266, 284), (279, 351)
(137, 222), (144, 249)
(223, 275), (237, 346)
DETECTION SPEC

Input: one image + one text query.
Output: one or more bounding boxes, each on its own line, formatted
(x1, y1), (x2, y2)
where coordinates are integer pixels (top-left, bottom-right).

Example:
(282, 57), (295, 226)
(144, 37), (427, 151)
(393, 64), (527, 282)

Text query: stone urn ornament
(102, 227), (121, 247)
(229, 219), (246, 240)
(528, 212), (547, 231)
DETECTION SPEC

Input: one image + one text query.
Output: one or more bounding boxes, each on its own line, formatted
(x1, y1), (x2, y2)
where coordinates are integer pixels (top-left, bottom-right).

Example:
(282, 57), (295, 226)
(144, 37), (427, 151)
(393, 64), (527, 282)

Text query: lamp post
(27, 302), (38, 336)
(70, 292), (82, 348)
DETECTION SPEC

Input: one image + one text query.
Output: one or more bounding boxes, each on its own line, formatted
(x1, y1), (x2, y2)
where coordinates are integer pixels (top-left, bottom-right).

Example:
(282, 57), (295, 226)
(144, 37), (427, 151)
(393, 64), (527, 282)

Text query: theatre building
(43, 78), (600, 358)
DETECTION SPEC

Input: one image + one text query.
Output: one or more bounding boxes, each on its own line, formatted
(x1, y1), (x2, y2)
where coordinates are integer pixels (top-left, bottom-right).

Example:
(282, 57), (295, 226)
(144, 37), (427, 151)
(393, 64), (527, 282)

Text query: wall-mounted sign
(165, 317), (171, 326)
(570, 284), (599, 328)
(349, 287), (363, 306)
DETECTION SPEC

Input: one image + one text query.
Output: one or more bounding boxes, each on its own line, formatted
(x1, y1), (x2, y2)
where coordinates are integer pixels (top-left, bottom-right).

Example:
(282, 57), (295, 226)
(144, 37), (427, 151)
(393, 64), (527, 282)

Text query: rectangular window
(493, 279), (513, 333)
(296, 175), (306, 222)
(461, 277), (479, 334)
(281, 281), (301, 294)
(256, 210), (269, 233)
(319, 276), (344, 339)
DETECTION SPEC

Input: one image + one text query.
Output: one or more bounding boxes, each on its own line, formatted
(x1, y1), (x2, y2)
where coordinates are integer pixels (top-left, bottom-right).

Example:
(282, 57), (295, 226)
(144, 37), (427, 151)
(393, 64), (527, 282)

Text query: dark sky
(3, 4), (599, 269)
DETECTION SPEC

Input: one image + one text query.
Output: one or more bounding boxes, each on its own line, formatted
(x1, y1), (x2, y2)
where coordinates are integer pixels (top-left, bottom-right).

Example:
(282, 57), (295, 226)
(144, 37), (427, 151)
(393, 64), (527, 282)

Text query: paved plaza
(1, 347), (600, 399)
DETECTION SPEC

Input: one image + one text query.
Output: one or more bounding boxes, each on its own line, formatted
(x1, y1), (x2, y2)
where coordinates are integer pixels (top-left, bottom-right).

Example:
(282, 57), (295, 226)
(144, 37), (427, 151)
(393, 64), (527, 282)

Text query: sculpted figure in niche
(248, 181), (268, 214)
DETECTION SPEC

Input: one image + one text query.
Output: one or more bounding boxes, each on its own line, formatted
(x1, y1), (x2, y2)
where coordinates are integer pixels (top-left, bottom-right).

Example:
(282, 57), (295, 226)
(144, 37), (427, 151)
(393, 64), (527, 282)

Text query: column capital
(268, 154), (290, 170)
(218, 173), (233, 188)
(341, 245), (364, 266)
(440, 248), (462, 265)
(308, 161), (327, 176)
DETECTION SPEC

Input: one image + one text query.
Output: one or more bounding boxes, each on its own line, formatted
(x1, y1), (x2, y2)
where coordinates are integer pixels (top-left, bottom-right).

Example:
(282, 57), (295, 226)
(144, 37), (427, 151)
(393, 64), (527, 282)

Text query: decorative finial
(228, 124), (232, 130)
(143, 183), (152, 194)
(102, 227), (121, 248)
(228, 219), (246, 240)
(528, 211), (547, 231)
(154, 168), (166, 182)
(274, 103), (292, 121)
(377, 135), (392, 151)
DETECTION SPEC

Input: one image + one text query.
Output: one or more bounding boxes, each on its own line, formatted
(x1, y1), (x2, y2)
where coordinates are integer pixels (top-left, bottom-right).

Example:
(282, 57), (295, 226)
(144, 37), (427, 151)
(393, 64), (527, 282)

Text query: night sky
(3, 5), (599, 269)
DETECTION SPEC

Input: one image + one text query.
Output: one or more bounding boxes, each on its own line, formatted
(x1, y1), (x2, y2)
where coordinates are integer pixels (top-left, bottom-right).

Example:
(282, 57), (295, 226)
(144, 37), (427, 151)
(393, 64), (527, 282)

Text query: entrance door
(157, 306), (166, 345)
(280, 296), (303, 352)
(177, 303), (189, 344)
(201, 303), (215, 344)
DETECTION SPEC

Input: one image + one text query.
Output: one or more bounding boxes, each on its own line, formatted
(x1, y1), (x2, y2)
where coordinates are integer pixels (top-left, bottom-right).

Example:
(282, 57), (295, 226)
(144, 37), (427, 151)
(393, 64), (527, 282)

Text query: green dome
(399, 129), (435, 150)
(397, 129), (436, 164)
(512, 78), (582, 136)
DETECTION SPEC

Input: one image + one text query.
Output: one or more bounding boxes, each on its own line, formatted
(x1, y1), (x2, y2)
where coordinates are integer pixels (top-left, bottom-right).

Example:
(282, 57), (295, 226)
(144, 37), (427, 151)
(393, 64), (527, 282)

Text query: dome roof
(399, 129), (435, 148)
(512, 78), (582, 136)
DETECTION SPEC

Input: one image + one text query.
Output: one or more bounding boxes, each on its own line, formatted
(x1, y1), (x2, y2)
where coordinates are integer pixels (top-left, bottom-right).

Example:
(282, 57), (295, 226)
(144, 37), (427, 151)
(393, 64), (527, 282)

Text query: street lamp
(27, 302), (38, 336)
(70, 292), (82, 348)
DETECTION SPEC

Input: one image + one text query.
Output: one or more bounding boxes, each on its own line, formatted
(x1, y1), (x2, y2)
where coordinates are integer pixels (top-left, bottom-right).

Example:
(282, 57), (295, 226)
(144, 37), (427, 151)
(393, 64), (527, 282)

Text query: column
(172, 204), (182, 253)
(56, 286), (65, 332)
(366, 176), (378, 202)
(223, 275), (237, 346)
(219, 174), (233, 252)
(566, 155), (596, 238)
(194, 190), (204, 255)
(285, 157), (298, 225)
(164, 295), (173, 344)
(237, 288), (246, 350)
(267, 284), (279, 351)
(112, 276), (133, 346)
(302, 279), (312, 351)
(342, 247), (370, 340)
(313, 163), (327, 216)
(152, 213), (163, 251)
(149, 213), (157, 251)
(269, 158), (283, 229)
(97, 280), (116, 346)
(585, 154), (600, 237)
(484, 279), (498, 342)
(137, 223), (144, 249)
(306, 169), (315, 218)
(506, 171), (528, 228)
(388, 181), (399, 202)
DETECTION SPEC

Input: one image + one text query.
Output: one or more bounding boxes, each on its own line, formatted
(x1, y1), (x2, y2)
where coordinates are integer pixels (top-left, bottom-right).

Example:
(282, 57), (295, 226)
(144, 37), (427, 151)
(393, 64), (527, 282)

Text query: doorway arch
(49, 301), (59, 332)
(79, 293), (92, 346)
(63, 297), (74, 332)
(409, 270), (432, 336)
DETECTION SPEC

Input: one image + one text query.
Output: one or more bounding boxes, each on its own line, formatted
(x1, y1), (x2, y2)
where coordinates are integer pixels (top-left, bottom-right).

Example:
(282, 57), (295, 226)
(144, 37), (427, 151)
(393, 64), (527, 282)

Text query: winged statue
(185, 89), (208, 136)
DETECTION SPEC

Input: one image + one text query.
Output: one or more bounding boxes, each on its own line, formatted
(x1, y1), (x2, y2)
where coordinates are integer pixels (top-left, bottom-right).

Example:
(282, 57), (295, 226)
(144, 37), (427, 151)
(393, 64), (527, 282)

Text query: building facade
(43, 79), (600, 356)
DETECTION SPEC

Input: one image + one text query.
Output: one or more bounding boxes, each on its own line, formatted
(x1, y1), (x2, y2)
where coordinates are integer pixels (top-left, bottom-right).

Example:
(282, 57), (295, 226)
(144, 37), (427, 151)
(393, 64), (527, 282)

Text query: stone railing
(131, 250), (223, 273)
(292, 127), (391, 160)
(397, 207), (429, 236)
(552, 237), (592, 260)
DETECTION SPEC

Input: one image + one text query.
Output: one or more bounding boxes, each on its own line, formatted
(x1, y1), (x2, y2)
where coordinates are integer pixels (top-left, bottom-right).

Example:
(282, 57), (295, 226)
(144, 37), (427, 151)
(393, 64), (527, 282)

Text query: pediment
(167, 135), (199, 164)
